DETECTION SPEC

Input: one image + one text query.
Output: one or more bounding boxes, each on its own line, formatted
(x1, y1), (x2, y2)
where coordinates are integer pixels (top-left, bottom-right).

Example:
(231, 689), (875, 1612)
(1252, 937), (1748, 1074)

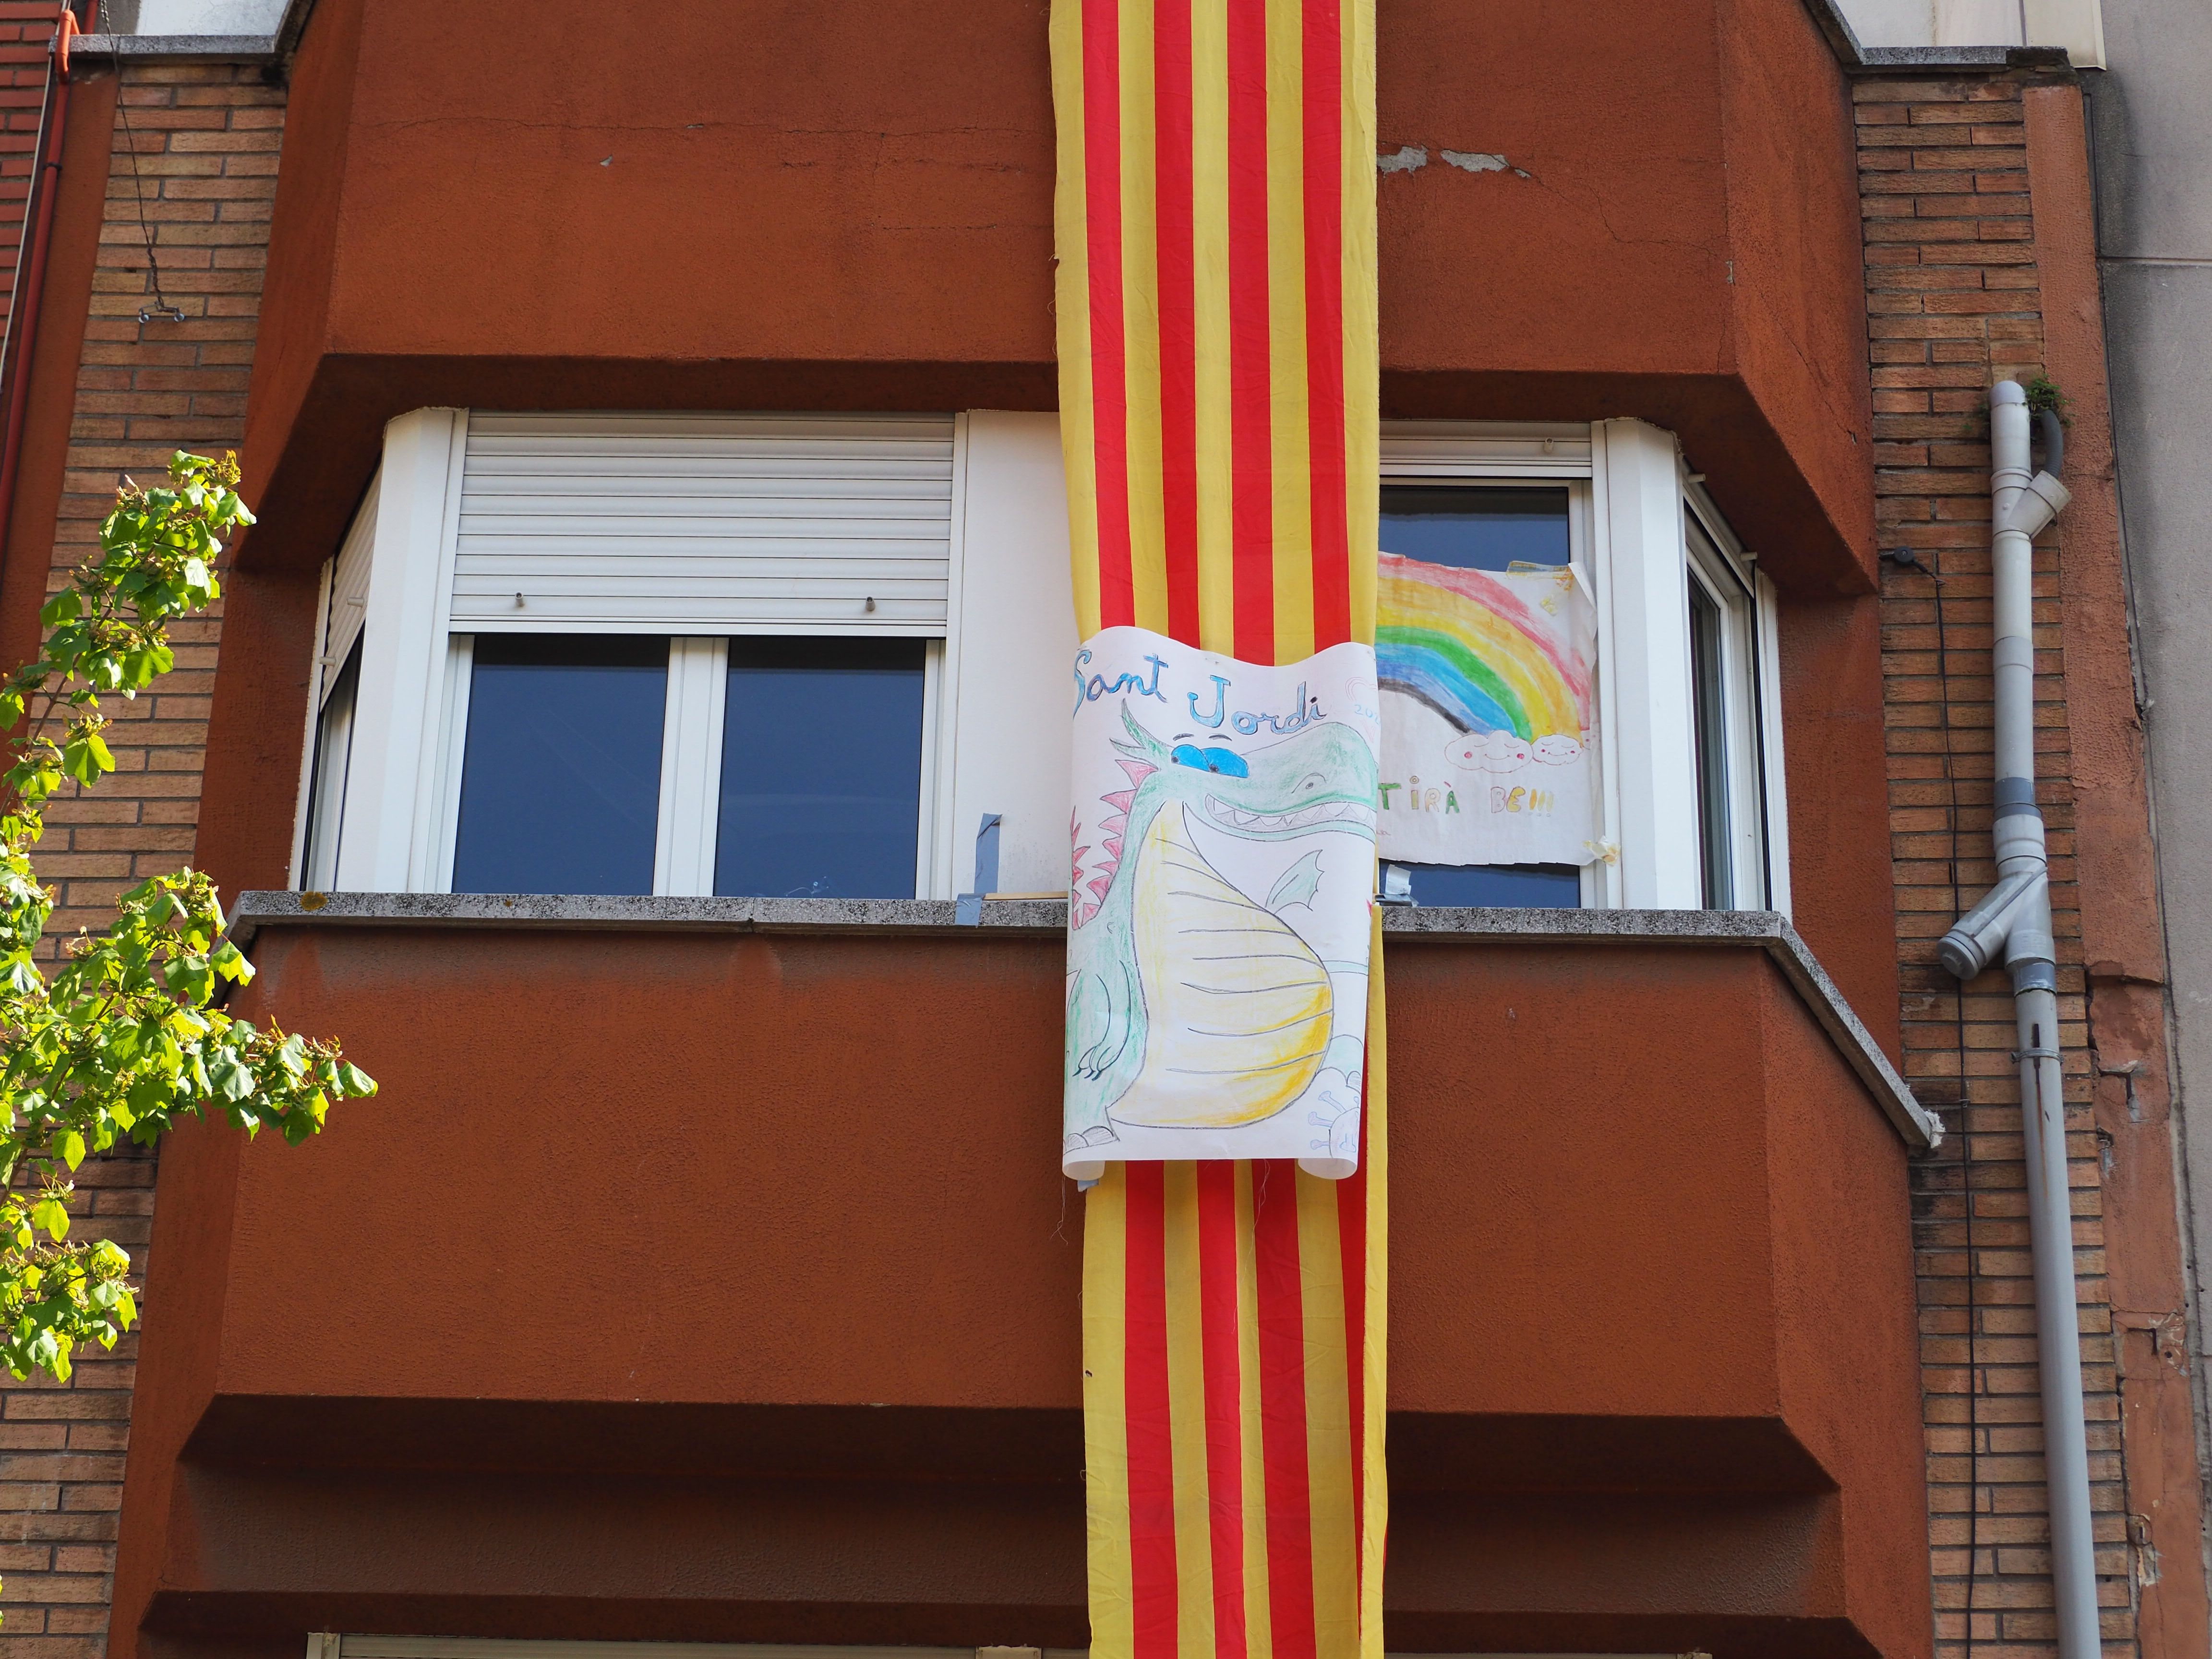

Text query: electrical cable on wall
(1889, 534), (1981, 1648)
(112, 59), (184, 325)
(1933, 551), (1982, 1652)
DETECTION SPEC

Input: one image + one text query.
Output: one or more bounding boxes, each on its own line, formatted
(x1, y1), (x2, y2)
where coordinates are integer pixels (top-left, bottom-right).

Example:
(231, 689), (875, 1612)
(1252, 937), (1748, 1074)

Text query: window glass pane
(1403, 862), (1580, 909)
(715, 638), (926, 900)
(1688, 581), (1731, 908)
(1380, 485), (1570, 570)
(301, 638), (360, 890)
(452, 635), (668, 895)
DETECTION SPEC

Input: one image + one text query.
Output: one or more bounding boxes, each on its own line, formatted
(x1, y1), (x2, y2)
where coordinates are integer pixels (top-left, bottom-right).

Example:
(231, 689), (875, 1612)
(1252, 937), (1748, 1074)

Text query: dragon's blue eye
(1172, 743), (1248, 778)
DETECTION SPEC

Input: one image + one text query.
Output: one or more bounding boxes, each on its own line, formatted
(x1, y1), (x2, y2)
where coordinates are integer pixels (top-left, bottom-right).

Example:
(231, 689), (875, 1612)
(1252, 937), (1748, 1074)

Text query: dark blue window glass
(715, 637), (926, 899)
(1401, 862), (1581, 909)
(452, 635), (668, 895)
(1380, 485), (1570, 570)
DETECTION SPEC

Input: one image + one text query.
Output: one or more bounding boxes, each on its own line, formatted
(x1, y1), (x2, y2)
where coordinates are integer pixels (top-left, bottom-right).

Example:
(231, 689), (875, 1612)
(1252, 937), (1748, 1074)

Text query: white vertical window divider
(653, 637), (731, 898)
(334, 408), (469, 894)
(1755, 567), (1793, 917)
(430, 636), (474, 894)
(288, 557), (336, 888)
(1591, 417), (1703, 910)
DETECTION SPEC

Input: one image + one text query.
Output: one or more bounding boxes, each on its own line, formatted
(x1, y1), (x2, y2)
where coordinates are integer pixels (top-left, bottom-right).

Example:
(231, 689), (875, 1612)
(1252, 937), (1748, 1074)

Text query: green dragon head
(1113, 704), (1377, 843)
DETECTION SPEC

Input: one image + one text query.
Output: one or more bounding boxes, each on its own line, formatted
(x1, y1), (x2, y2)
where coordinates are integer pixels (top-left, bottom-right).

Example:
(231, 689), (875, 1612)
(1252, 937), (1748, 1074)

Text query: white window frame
(1388, 419), (1789, 913)
(296, 410), (1786, 914)
(1683, 482), (1789, 914)
(1379, 422), (1606, 907)
(295, 409), (975, 901)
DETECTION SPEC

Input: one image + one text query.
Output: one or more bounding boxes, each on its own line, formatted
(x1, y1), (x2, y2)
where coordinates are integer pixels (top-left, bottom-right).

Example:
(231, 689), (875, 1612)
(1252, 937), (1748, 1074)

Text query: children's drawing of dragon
(1066, 704), (1378, 1164)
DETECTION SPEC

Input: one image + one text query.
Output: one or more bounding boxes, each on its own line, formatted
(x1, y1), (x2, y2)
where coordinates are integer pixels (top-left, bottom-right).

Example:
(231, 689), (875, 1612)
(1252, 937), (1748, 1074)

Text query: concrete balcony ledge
(228, 891), (1936, 1150)
(69, 32), (280, 62)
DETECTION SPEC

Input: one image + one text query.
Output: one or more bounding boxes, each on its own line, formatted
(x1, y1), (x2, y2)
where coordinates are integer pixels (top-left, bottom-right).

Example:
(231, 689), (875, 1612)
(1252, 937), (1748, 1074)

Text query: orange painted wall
(205, 0), (1904, 1041)
(240, 0), (1875, 594)
(112, 929), (1928, 1659)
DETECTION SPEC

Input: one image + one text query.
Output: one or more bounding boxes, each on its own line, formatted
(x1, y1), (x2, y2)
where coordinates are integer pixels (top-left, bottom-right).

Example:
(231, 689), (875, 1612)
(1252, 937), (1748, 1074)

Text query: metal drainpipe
(0, 7), (77, 577)
(1937, 378), (2093, 1659)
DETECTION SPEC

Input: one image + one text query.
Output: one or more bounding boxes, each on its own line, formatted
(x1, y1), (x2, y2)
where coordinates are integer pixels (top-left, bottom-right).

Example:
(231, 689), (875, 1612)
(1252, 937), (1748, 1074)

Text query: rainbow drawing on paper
(1376, 553), (1592, 741)
(1375, 553), (1602, 869)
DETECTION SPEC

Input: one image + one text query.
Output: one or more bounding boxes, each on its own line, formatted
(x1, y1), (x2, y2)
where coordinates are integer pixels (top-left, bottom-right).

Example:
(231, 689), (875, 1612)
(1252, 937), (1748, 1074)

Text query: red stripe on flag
(1195, 1162), (1250, 1659)
(1154, 4), (1200, 647)
(1300, 0), (1351, 650)
(1225, 0), (1273, 661)
(1125, 1163), (1180, 1659)
(1082, 0), (1136, 630)
(1254, 1161), (1318, 1659)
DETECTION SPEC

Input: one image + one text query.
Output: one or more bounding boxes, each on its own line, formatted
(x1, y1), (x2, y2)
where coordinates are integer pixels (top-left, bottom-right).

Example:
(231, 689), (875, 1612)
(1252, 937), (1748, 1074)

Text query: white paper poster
(1063, 627), (1379, 1182)
(1375, 553), (1602, 869)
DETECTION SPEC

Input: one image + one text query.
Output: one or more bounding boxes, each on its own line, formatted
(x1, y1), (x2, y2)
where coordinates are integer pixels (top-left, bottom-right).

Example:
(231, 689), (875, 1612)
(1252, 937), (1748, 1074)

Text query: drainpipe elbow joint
(1999, 472), (2073, 538)
(1938, 867), (2044, 981)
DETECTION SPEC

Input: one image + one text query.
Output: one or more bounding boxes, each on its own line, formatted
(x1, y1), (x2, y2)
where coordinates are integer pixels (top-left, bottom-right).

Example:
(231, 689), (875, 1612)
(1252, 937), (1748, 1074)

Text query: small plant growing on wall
(0, 451), (375, 1400)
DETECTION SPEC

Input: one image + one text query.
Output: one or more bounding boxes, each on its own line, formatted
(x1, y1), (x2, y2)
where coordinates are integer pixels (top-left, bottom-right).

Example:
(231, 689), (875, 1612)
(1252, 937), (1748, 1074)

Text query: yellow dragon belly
(1116, 801), (1334, 1129)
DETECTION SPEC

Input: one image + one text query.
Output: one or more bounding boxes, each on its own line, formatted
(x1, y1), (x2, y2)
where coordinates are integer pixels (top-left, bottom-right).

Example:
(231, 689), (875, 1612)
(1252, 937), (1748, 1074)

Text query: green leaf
(0, 452), (362, 1386)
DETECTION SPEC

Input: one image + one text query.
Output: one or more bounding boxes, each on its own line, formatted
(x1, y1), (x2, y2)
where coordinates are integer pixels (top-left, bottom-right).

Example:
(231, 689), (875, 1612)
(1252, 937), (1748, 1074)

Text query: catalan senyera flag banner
(1049, 3), (1385, 1658)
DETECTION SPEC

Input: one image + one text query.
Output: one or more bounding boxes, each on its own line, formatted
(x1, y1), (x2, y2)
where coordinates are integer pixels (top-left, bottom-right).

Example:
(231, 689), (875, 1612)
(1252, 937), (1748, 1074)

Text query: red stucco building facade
(0, 4), (2199, 1659)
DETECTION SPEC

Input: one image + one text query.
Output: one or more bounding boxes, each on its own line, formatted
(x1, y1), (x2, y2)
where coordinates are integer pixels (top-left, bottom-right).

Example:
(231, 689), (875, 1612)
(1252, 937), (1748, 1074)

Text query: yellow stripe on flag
(1051, 0), (1104, 640)
(1162, 1163), (1217, 1659)
(1264, 1), (1314, 663)
(1119, 0), (1170, 632)
(1341, 0), (1378, 646)
(1084, 1166), (1136, 1658)
(1190, 0), (1235, 656)
(1358, 907), (1388, 1659)
(1297, 1171), (1359, 1659)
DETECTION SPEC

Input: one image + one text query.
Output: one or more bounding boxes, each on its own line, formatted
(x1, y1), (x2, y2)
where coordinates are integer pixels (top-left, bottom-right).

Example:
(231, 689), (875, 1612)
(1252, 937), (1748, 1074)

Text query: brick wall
(0, 53), (280, 1659)
(0, 5), (65, 351)
(1858, 71), (2140, 1658)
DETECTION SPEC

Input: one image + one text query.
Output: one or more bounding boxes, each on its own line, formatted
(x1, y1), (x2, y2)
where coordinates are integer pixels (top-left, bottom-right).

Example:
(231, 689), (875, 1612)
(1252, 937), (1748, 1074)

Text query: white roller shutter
(449, 412), (957, 634)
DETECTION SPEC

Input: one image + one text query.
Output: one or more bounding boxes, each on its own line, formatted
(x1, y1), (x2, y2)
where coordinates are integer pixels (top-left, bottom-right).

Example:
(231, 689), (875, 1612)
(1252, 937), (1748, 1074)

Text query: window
(450, 636), (669, 896)
(299, 411), (968, 898)
(297, 411), (1787, 914)
(299, 639), (359, 891)
(715, 637), (928, 898)
(1688, 578), (1731, 906)
(1379, 484), (1584, 910)
(1378, 420), (1789, 913)
(1682, 499), (1775, 912)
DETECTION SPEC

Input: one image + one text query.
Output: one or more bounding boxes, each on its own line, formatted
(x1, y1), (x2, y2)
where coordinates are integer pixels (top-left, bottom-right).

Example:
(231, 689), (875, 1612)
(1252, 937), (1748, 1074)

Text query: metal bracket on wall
(955, 812), (1002, 926)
